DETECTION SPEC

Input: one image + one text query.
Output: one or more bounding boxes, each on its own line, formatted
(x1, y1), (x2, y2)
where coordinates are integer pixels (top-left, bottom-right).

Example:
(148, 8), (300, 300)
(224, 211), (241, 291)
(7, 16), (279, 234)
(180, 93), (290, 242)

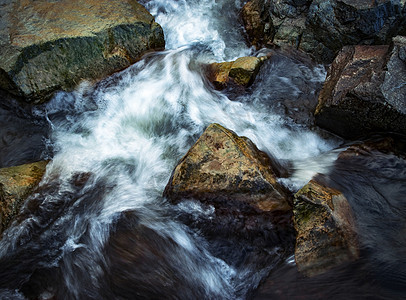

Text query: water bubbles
(142, 0), (251, 61)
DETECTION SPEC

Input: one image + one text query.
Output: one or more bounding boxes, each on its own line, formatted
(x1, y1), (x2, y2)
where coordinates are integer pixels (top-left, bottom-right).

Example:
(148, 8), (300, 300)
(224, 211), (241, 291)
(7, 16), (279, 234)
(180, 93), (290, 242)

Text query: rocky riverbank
(241, 0), (406, 63)
(0, 0), (405, 299)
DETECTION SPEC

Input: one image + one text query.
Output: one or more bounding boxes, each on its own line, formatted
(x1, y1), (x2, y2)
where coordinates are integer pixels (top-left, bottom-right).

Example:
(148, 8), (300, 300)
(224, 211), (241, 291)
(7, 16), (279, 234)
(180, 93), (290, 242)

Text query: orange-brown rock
(207, 61), (234, 89)
(293, 179), (359, 277)
(0, 161), (49, 235)
(0, 0), (165, 103)
(164, 123), (290, 212)
(207, 56), (266, 89)
(241, 0), (274, 49)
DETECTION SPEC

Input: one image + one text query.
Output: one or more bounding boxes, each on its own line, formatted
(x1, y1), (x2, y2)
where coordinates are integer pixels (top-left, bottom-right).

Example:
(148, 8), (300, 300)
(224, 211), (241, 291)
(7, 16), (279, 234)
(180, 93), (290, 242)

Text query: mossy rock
(0, 0), (165, 103)
(293, 179), (359, 276)
(207, 56), (266, 89)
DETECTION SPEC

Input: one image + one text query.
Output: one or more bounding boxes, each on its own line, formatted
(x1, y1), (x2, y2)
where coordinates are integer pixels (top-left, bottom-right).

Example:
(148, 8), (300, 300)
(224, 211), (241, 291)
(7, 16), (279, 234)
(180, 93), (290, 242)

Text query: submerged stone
(0, 161), (49, 235)
(0, 0), (165, 103)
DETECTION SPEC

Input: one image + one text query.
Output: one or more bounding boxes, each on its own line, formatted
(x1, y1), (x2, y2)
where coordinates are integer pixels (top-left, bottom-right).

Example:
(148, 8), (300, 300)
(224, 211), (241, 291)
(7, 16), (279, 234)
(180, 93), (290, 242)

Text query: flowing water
(0, 0), (405, 299)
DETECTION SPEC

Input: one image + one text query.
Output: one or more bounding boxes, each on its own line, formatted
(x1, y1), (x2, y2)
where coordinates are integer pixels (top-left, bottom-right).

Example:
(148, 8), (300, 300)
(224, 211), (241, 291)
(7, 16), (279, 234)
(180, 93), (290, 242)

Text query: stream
(0, 0), (405, 299)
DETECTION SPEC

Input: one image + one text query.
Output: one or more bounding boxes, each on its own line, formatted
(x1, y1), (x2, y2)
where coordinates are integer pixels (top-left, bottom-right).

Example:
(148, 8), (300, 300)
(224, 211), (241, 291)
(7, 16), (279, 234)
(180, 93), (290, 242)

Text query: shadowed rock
(315, 39), (406, 138)
(308, 0), (404, 54)
(293, 179), (359, 277)
(0, 0), (165, 103)
(241, 0), (404, 63)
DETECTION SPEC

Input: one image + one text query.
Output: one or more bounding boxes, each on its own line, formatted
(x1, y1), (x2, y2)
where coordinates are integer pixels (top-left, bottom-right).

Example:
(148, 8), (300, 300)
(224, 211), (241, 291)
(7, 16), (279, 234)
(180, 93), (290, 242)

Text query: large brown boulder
(164, 123), (294, 262)
(293, 179), (359, 277)
(0, 161), (49, 235)
(164, 123), (290, 213)
(0, 0), (165, 103)
(315, 39), (406, 138)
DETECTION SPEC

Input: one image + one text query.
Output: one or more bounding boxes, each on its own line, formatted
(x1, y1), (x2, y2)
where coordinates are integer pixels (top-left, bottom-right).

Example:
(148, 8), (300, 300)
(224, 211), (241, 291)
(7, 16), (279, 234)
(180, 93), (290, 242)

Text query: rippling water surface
(1, 0), (405, 299)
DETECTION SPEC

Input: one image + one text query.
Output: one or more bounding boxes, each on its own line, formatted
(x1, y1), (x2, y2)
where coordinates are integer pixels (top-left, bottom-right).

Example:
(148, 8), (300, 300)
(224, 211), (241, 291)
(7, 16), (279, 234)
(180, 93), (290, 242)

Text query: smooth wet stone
(207, 56), (266, 89)
(0, 160), (49, 235)
(0, 0), (165, 103)
(293, 179), (359, 277)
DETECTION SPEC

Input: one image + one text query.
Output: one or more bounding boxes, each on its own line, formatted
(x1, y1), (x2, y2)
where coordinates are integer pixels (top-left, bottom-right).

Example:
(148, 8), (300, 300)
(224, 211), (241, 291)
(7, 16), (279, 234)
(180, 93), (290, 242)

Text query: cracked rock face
(315, 40), (406, 138)
(0, 0), (165, 103)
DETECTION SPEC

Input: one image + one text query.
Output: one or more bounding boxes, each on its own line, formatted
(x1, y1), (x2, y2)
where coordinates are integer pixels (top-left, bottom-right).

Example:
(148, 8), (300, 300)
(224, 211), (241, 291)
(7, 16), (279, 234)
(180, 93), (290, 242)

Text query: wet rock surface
(165, 124), (296, 296)
(103, 211), (210, 299)
(254, 135), (406, 299)
(207, 56), (266, 89)
(0, 0), (165, 103)
(307, 0), (403, 53)
(164, 123), (290, 213)
(0, 91), (50, 168)
(315, 41), (406, 138)
(293, 179), (359, 277)
(165, 122), (295, 263)
(241, 0), (404, 63)
(0, 160), (48, 235)
(241, 0), (274, 49)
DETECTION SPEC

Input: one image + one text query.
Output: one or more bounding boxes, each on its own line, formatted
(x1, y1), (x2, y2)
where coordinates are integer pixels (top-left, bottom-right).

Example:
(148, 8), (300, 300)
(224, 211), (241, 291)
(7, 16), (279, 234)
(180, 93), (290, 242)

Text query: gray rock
(307, 0), (403, 52)
(241, 0), (405, 63)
